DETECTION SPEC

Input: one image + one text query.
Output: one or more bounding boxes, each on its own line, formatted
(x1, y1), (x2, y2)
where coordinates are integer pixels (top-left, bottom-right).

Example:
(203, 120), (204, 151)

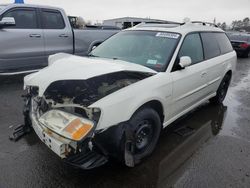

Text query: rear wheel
(210, 74), (231, 104)
(243, 49), (250, 58)
(121, 108), (162, 166)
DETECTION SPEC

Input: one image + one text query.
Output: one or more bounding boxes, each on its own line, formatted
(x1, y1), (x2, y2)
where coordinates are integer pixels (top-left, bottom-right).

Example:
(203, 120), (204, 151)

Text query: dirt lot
(0, 58), (250, 188)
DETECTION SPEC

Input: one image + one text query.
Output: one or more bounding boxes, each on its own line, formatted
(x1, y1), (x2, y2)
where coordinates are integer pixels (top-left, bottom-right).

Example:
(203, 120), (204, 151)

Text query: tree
(221, 22), (227, 30)
(243, 17), (250, 27)
(231, 20), (243, 30)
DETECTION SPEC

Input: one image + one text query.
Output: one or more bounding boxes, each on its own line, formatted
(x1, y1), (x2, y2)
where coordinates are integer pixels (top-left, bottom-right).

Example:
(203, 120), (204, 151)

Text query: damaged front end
(21, 71), (153, 169)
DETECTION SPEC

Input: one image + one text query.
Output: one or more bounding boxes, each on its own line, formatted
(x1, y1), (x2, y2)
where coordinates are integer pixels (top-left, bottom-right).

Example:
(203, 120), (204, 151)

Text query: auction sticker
(146, 59), (157, 65)
(156, 32), (180, 39)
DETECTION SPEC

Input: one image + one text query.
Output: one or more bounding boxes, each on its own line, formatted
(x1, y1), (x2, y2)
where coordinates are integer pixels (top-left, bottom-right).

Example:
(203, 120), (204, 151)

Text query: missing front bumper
(64, 150), (108, 170)
(29, 104), (108, 170)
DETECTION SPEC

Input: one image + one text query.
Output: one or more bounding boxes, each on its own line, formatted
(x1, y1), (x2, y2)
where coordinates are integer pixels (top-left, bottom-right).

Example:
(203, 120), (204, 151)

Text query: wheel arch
(132, 100), (165, 125)
(225, 70), (232, 78)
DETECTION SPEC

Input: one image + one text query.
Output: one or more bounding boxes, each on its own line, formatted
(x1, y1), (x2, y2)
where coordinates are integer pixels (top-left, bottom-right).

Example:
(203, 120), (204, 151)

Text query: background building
(103, 17), (176, 29)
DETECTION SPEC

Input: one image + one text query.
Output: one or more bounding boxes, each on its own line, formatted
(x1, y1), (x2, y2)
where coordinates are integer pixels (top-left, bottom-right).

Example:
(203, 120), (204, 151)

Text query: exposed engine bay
(14, 70), (155, 169)
(44, 71), (152, 106)
(29, 71), (154, 121)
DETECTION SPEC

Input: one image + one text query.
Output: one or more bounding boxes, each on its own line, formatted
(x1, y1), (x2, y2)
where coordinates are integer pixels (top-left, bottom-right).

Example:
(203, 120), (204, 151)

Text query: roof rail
(135, 20), (219, 28)
(190, 21), (218, 27)
(135, 21), (182, 28)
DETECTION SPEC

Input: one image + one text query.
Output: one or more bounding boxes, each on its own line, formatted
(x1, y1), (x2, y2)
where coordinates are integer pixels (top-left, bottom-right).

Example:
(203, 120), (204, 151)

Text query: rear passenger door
(0, 7), (45, 71)
(200, 32), (233, 94)
(171, 33), (208, 117)
(41, 9), (73, 57)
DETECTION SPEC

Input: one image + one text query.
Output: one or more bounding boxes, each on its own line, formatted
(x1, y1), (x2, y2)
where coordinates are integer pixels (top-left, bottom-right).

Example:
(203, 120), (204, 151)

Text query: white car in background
(22, 21), (236, 169)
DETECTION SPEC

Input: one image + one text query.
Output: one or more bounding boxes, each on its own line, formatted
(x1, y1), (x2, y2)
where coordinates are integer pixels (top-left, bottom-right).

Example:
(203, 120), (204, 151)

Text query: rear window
(215, 33), (233, 54)
(229, 34), (250, 42)
(201, 33), (221, 59)
(42, 10), (65, 29)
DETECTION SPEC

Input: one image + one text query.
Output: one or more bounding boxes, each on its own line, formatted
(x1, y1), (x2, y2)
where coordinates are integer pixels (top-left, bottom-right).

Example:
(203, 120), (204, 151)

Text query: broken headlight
(38, 110), (95, 141)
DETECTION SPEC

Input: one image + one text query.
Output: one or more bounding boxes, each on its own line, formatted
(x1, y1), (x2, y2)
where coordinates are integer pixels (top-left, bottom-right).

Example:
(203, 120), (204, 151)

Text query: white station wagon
(20, 22), (236, 169)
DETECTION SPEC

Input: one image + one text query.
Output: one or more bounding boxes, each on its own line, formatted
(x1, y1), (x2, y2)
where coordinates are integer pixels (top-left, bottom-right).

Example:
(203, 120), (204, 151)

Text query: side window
(42, 10), (65, 29)
(200, 33), (221, 59)
(3, 8), (38, 29)
(178, 33), (204, 64)
(215, 33), (233, 54)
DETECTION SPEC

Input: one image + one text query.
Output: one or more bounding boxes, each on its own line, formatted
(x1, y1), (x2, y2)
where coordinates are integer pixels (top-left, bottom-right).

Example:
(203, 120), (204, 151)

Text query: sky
(1, 0), (249, 24)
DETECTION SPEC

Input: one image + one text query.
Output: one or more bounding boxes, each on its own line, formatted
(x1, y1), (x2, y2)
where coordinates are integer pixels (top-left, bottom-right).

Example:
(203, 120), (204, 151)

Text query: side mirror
(179, 56), (192, 68)
(0, 17), (16, 28)
(91, 45), (97, 51)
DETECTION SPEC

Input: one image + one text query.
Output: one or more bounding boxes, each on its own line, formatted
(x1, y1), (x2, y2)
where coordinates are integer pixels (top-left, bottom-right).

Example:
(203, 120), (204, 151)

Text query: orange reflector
(72, 124), (92, 140)
(63, 118), (93, 140)
(65, 118), (82, 133)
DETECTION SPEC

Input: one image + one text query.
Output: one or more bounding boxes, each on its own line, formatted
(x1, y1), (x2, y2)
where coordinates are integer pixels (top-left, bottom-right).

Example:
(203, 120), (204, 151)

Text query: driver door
(170, 33), (209, 118)
(0, 7), (45, 72)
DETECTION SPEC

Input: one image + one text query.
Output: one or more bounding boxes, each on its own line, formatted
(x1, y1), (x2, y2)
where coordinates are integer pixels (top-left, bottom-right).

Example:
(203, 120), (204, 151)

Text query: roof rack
(189, 21), (218, 27)
(135, 20), (218, 29)
(135, 21), (182, 28)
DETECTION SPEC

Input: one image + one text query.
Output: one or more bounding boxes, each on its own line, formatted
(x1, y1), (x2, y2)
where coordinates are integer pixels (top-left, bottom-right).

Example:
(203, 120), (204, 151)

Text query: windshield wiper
(111, 57), (120, 60)
(88, 54), (99, 57)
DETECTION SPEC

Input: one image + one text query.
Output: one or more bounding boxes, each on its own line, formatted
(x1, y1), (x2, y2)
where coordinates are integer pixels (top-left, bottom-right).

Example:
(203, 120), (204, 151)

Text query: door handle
(201, 72), (207, 77)
(29, 34), (41, 38)
(59, 34), (69, 38)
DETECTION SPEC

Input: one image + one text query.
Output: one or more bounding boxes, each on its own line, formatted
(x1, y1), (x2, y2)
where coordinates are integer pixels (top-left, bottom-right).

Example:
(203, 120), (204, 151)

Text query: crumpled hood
(24, 53), (156, 96)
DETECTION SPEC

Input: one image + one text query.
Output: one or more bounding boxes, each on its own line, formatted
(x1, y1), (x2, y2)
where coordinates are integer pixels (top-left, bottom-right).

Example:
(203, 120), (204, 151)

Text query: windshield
(229, 34), (250, 42)
(91, 30), (180, 72)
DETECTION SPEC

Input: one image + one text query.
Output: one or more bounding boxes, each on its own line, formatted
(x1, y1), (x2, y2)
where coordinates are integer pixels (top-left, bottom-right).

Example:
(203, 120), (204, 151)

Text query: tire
(243, 49), (250, 58)
(121, 108), (162, 166)
(210, 74), (231, 104)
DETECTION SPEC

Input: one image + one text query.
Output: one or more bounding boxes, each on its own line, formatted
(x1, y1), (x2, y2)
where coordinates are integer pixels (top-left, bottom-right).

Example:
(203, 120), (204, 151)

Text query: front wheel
(210, 74), (231, 104)
(121, 108), (162, 166)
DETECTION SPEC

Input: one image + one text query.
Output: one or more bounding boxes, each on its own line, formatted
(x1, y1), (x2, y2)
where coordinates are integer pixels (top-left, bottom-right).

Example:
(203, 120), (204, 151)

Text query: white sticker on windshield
(147, 59), (157, 65)
(156, 32), (180, 39)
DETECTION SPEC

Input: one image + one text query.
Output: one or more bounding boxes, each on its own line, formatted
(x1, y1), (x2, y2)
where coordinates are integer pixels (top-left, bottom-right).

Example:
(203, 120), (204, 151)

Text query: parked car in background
(20, 22), (236, 169)
(0, 4), (120, 74)
(229, 33), (250, 58)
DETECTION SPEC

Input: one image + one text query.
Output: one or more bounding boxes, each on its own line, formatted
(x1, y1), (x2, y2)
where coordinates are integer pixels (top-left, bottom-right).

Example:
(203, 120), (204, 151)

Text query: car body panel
(90, 72), (172, 130)
(22, 23), (237, 168)
(41, 8), (74, 56)
(24, 53), (157, 96)
(170, 61), (209, 117)
(0, 28), (46, 70)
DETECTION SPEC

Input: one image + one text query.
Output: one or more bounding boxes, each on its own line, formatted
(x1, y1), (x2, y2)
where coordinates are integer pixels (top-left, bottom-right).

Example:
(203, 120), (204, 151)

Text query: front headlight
(62, 118), (93, 141)
(38, 110), (94, 141)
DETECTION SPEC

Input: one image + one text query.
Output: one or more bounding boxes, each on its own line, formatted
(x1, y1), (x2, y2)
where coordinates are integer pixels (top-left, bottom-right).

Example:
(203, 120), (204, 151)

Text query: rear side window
(178, 33), (204, 64)
(201, 33), (221, 59)
(3, 8), (38, 29)
(215, 33), (233, 54)
(42, 10), (65, 29)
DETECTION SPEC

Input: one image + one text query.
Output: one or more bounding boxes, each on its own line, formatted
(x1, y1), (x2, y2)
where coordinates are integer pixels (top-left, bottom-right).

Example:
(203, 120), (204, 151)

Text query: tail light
(240, 43), (249, 49)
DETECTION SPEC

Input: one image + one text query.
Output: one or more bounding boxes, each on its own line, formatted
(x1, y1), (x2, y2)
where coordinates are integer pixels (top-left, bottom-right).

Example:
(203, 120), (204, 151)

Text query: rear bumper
(233, 48), (248, 54)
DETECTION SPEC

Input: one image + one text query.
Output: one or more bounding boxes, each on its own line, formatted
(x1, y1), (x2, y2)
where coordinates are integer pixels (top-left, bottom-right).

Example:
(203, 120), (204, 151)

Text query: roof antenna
(14, 0), (24, 4)
(183, 17), (191, 24)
